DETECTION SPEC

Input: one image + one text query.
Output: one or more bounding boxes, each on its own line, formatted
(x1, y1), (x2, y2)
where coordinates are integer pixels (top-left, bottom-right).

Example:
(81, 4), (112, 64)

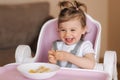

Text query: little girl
(48, 0), (95, 69)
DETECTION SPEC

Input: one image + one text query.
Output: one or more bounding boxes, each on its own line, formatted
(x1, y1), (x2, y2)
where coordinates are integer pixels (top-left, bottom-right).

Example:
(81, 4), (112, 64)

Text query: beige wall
(109, 1), (120, 63)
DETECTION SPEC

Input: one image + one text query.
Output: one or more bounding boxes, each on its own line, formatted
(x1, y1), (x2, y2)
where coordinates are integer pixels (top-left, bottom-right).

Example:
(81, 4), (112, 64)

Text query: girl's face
(58, 19), (86, 45)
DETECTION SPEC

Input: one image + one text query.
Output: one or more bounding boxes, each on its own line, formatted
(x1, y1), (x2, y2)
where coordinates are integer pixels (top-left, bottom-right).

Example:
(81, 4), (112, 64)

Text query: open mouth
(65, 38), (74, 44)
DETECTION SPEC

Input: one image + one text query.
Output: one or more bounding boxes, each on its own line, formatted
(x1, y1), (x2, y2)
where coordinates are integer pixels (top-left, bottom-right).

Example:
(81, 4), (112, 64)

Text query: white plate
(17, 62), (60, 79)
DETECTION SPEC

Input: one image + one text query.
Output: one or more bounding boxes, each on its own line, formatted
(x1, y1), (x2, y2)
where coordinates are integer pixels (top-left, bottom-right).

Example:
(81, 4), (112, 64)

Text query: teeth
(65, 38), (73, 42)
(67, 38), (71, 40)
(66, 38), (71, 40)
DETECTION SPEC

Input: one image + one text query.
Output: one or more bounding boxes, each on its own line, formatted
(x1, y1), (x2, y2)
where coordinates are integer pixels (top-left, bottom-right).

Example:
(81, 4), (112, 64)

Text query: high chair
(15, 14), (118, 80)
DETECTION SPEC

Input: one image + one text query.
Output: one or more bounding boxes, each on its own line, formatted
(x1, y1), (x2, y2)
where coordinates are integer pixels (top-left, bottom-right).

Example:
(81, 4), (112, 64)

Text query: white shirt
(55, 40), (95, 68)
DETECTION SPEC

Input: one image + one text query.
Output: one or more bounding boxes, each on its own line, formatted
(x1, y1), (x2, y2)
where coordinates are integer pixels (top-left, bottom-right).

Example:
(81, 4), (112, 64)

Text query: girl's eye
(60, 29), (66, 31)
(71, 29), (75, 31)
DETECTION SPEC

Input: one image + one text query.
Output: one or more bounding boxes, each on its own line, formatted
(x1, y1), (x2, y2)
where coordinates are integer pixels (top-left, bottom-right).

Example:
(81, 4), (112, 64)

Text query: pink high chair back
(34, 14), (101, 63)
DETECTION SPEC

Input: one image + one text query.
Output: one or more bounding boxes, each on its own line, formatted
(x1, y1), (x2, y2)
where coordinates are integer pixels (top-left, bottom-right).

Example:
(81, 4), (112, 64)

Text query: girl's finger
(49, 57), (57, 64)
(48, 50), (56, 55)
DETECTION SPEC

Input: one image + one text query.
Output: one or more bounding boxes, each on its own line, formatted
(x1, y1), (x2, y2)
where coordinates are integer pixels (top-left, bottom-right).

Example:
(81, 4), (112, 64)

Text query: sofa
(0, 1), (52, 66)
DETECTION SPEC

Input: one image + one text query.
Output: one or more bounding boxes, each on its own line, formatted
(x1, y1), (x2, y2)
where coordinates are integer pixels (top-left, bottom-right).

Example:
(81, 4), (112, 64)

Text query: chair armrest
(103, 51), (117, 80)
(15, 45), (34, 63)
(94, 63), (103, 71)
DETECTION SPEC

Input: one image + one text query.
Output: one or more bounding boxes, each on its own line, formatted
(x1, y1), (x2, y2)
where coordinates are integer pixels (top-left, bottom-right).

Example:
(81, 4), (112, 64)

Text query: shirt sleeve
(81, 41), (95, 56)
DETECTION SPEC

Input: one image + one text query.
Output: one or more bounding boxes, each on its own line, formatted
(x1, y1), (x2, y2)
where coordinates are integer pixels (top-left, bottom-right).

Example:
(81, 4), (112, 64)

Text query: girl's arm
(55, 51), (95, 69)
(67, 53), (95, 69)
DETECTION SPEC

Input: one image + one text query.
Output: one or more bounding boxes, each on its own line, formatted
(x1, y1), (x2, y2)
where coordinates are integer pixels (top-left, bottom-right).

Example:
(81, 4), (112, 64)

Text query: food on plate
(29, 66), (51, 73)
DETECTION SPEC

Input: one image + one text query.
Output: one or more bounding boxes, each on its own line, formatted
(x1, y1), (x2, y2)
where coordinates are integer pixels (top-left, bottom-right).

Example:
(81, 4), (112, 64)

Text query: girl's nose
(65, 31), (71, 36)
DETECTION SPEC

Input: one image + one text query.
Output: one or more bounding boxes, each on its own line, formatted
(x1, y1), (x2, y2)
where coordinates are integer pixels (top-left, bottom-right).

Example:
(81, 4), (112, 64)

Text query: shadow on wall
(0, 2), (53, 52)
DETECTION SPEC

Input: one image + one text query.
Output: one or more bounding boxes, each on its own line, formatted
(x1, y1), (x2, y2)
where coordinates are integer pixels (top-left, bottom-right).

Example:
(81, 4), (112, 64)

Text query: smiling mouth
(65, 38), (74, 43)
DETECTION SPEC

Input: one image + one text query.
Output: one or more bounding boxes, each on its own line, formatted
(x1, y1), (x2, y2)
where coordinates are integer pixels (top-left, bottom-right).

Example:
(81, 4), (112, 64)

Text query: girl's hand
(48, 50), (57, 64)
(55, 50), (69, 61)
